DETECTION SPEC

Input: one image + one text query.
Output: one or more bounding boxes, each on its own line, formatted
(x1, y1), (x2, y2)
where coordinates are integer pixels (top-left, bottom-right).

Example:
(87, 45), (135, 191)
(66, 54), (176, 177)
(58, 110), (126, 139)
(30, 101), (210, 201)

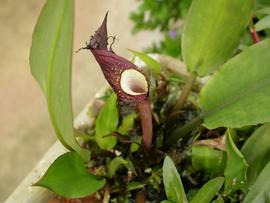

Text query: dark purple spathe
(90, 48), (147, 102)
(84, 12), (148, 103)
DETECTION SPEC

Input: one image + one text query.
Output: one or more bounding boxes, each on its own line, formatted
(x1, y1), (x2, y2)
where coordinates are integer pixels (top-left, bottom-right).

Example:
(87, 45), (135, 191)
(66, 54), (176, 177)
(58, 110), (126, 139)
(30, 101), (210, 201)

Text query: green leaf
(199, 39), (270, 129)
(95, 93), (118, 150)
(224, 131), (248, 195)
(190, 177), (224, 203)
(30, 0), (87, 158)
(182, 0), (253, 76)
(255, 15), (270, 31)
(244, 161), (270, 203)
(163, 156), (187, 203)
(161, 201), (174, 203)
(192, 145), (226, 176)
(130, 137), (142, 153)
(128, 49), (161, 74)
(211, 199), (224, 203)
(107, 157), (135, 178)
(117, 113), (137, 135)
(34, 152), (106, 198)
(241, 123), (270, 186)
(257, 0), (270, 7)
(127, 182), (145, 191)
(256, 7), (270, 15)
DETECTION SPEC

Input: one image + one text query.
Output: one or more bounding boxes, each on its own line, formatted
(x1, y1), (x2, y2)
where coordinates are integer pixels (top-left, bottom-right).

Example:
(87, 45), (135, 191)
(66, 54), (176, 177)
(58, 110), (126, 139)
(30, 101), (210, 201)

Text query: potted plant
(7, 0), (270, 202)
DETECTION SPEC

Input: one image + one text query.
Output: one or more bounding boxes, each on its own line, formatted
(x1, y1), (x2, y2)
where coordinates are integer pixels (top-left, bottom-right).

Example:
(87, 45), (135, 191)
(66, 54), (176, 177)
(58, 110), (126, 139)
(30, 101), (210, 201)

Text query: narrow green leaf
(127, 182), (145, 191)
(30, 0), (86, 157)
(255, 15), (270, 31)
(128, 49), (161, 74)
(211, 199), (224, 203)
(163, 156), (187, 203)
(107, 157), (135, 178)
(190, 177), (224, 203)
(34, 152), (106, 198)
(256, 7), (270, 15)
(182, 0), (253, 76)
(224, 131), (248, 195)
(199, 39), (270, 129)
(95, 93), (118, 150)
(192, 145), (226, 176)
(117, 113), (137, 135)
(244, 161), (270, 203)
(241, 123), (270, 186)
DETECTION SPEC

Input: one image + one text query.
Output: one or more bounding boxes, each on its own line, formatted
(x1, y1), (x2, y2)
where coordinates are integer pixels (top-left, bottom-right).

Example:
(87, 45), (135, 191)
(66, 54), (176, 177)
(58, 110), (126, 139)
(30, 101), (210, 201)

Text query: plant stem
(135, 191), (145, 203)
(172, 72), (197, 112)
(251, 27), (260, 43)
(164, 116), (203, 148)
(103, 185), (110, 203)
(249, 18), (260, 43)
(137, 99), (153, 150)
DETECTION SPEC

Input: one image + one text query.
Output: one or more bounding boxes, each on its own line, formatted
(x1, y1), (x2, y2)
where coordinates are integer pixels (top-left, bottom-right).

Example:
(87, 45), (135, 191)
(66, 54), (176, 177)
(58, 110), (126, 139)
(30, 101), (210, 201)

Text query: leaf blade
(35, 152), (106, 198)
(255, 15), (270, 31)
(224, 131), (248, 195)
(107, 157), (135, 178)
(241, 123), (270, 186)
(163, 156), (187, 203)
(182, 0), (253, 76)
(29, 0), (85, 156)
(199, 39), (270, 129)
(95, 93), (118, 150)
(190, 177), (224, 203)
(129, 49), (161, 74)
(192, 145), (226, 176)
(244, 161), (270, 203)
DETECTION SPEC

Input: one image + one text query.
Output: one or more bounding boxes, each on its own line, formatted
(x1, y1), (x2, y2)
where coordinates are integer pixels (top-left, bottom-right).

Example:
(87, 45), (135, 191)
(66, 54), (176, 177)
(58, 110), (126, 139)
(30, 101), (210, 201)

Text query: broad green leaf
(199, 39), (270, 129)
(241, 123), (270, 185)
(182, 0), (253, 76)
(117, 113), (137, 135)
(244, 161), (270, 203)
(95, 93), (118, 150)
(224, 131), (248, 195)
(161, 201), (174, 203)
(107, 157), (135, 178)
(30, 0), (86, 157)
(163, 156), (187, 203)
(128, 49), (161, 74)
(35, 152), (106, 198)
(192, 145), (226, 176)
(255, 15), (270, 31)
(190, 177), (224, 203)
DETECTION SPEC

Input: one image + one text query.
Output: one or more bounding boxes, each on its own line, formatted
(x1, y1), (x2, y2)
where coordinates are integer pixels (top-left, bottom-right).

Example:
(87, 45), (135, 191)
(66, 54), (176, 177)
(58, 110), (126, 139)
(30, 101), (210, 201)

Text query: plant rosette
(9, 0), (270, 202)
(5, 54), (190, 203)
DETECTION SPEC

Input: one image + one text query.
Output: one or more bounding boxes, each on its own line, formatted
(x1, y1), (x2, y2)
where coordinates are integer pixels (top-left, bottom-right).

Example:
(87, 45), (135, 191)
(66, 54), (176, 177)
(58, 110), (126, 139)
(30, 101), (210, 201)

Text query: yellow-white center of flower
(120, 69), (148, 96)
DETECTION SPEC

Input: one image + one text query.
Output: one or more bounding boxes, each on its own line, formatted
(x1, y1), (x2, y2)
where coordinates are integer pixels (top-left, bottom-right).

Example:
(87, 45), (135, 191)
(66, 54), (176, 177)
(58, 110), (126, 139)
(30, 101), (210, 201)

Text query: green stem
(164, 116), (203, 148)
(172, 72), (197, 112)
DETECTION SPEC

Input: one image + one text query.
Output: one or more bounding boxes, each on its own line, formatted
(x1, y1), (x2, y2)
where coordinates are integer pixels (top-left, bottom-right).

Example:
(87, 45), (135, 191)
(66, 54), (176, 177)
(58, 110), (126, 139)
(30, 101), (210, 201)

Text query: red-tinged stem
(252, 27), (260, 43)
(136, 191), (145, 203)
(137, 99), (153, 150)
